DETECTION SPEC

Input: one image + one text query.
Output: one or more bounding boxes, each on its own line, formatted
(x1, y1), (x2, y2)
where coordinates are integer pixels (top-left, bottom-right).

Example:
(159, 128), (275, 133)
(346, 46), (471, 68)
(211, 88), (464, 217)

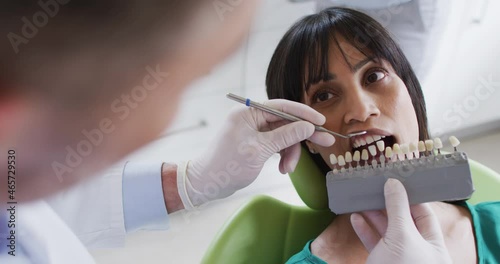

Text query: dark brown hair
(0, 0), (202, 107)
(266, 7), (429, 173)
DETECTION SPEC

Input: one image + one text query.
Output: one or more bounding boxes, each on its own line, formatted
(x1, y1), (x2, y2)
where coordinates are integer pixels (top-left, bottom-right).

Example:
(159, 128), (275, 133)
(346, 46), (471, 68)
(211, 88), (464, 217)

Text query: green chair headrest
(288, 147), (329, 210)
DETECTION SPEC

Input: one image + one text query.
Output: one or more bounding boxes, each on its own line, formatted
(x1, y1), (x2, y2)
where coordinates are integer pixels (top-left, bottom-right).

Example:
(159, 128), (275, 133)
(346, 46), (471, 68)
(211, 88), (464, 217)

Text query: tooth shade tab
(373, 135), (382, 141)
(425, 140), (434, 152)
(330, 154), (338, 165)
(368, 145), (377, 156)
(366, 136), (374, 144)
(393, 143), (401, 155)
(385, 146), (393, 158)
(434, 137), (443, 149)
(345, 151), (353, 163)
(409, 142), (418, 153)
(353, 151), (361, 162)
(449, 136), (460, 147)
(338, 155), (346, 167)
(376, 140), (385, 152)
(418, 141), (426, 152)
(400, 143), (410, 155)
(361, 149), (369, 161)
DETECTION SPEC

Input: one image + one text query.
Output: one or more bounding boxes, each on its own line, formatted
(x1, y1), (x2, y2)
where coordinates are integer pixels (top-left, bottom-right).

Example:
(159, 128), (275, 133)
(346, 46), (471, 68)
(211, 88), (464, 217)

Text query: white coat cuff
(122, 162), (169, 232)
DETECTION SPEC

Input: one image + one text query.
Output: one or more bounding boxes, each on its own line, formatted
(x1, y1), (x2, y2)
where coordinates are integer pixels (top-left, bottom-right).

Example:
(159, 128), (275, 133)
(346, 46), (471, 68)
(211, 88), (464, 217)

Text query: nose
(343, 88), (380, 124)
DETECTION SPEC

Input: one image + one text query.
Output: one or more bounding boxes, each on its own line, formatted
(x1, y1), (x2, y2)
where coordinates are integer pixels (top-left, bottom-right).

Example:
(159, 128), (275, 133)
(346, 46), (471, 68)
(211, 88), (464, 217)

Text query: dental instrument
(226, 93), (366, 139)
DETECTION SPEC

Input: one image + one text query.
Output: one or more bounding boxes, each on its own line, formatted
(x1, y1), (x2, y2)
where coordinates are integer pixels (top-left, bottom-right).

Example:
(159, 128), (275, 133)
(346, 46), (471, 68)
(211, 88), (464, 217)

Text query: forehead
(303, 37), (369, 84)
(327, 37), (370, 71)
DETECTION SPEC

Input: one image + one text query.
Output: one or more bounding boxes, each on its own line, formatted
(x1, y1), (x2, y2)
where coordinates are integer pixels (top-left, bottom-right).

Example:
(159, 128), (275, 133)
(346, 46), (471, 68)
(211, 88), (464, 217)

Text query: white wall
(423, 0), (500, 138)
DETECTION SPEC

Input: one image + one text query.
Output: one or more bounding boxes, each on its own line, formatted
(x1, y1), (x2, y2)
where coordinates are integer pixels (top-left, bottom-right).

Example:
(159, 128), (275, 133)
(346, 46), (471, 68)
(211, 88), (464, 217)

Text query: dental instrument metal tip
(226, 93), (366, 139)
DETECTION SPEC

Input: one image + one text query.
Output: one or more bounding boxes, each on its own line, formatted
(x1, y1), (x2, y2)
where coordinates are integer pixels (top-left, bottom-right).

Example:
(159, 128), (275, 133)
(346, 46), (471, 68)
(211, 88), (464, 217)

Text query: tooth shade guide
(418, 141), (426, 157)
(376, 140), (386, 163)
(434, 137), (443, 154)
(338, 155), (346, 167)
(392, 143), (401, 160)
(449, 136), (460, 151)
(344, 152), (353, 168)
(376, 140), (385, 152)
(425, 140), (434, 156)
(449, 136), (460, 147)
(409, 142), (418, 159)
(345, 151), (353, 162)
(361, 149), (369, 166)
(361, 149), (369, 160)
(353, 150), (361, 167)
(326, 143), (473, 214)
(368, 145), (377, 157)
(409, 142), (417, 152)
(400, 143), (410, 160)
(384, 146), (393, 161)
(330, 154), (338, 165)
(418, 141), (426, 152)
(379, 154), (385, 164)
(329, 137), (466, 183)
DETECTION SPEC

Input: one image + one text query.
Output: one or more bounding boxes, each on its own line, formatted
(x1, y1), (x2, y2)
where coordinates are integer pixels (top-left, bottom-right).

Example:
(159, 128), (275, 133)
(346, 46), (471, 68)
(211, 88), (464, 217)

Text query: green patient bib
(287, 201), (500, 264)
(286, 240), (326, 264)
(465, 201), (500, 264)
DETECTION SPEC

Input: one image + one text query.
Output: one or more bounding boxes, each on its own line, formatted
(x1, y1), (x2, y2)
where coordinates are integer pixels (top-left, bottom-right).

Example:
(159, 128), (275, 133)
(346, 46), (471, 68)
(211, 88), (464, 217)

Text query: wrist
(185, 159), (238, 206)
(161, 162), (184, 213)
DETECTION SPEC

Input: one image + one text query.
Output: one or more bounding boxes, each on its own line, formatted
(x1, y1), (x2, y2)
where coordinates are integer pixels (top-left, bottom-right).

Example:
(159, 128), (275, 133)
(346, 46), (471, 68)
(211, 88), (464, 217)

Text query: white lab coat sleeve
(121, 161), (169, 232)
(46, 164), (128, 249)
(46, 161), (169, 249)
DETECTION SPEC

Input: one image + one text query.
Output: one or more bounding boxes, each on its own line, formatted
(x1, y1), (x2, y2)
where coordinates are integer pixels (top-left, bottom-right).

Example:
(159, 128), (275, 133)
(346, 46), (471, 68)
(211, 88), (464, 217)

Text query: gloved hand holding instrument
(177, 97), (336, 209)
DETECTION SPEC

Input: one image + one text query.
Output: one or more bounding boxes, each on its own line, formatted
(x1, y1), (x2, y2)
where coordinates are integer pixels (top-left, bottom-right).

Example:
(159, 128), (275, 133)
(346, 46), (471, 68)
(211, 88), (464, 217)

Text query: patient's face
(303, 40), (419, 168)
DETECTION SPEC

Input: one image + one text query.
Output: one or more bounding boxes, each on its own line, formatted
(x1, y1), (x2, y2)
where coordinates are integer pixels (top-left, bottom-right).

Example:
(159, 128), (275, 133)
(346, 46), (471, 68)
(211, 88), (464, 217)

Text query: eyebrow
(322, 57), (374, 82)
(353, 57), (374, 72)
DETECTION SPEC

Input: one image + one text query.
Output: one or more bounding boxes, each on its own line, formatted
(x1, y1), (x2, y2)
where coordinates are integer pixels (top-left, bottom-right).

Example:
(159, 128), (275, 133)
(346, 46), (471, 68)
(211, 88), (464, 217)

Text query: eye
(313, 90), (335, 103)
(365, 69), (387, 85)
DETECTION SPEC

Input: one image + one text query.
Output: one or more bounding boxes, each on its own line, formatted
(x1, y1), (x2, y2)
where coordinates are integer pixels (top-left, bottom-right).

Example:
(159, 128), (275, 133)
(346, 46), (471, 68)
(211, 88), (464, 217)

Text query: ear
(305, 140), (318, 154)
(0, 95), (28, 142)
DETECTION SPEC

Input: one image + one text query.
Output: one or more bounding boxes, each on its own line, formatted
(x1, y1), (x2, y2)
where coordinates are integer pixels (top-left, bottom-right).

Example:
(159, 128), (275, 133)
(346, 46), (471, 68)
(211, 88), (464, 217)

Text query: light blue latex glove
(351, 178), (452, 264)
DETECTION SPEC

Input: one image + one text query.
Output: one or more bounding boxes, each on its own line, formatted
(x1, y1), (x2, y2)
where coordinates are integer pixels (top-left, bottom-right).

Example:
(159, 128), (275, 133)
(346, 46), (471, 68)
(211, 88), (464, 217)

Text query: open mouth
(351, 135), (396, 162)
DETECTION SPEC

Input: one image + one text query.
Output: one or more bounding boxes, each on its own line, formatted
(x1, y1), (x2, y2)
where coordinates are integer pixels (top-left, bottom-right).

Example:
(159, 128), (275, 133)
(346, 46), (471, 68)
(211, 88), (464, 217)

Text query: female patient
(266, 7), (500, 264)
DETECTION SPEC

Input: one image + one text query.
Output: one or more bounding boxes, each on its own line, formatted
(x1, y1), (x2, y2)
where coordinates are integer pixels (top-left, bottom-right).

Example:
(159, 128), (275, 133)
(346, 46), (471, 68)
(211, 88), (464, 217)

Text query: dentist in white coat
(0, 0), (451, 263)
(0, 1), (333, 262)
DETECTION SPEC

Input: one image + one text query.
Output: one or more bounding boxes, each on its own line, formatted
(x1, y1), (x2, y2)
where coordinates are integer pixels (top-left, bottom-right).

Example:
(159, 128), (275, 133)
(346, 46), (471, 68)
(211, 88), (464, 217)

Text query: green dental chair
(201, 148), (500, 263)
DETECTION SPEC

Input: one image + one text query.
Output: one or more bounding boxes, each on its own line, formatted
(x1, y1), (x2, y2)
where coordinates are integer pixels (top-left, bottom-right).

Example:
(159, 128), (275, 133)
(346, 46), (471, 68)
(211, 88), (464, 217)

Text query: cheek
(311, 109), (348, 164)
(390, 85), (420, 143)
(321, 110), (342, 131)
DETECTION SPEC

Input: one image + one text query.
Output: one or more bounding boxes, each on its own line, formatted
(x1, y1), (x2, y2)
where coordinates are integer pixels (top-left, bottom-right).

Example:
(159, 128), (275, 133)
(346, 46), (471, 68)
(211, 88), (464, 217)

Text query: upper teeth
(353, 135), (386, 148)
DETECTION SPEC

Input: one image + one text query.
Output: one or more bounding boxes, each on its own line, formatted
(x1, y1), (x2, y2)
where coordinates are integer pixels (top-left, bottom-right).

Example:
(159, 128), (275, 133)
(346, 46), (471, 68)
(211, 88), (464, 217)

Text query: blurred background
(91, 0), (500, 262)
